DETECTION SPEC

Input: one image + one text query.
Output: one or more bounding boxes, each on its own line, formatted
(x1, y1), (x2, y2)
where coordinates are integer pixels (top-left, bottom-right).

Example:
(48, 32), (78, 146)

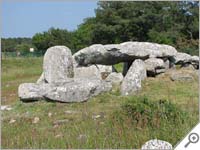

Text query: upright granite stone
(121, 59), (146, 95)
(43, 46), (74, 83)
(73, 42), (177, 66)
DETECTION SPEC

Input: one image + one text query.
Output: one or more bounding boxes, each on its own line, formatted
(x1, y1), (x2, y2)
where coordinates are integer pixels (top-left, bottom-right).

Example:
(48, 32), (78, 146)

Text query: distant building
(30, 48), (34, 52)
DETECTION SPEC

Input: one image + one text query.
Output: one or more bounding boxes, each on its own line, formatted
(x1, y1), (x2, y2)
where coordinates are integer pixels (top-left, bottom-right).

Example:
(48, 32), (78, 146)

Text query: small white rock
(9, 119), (16, 124)
(32, 117), (40, 124)
(1, 105), (12, 111)
(141, 139), (173, 150)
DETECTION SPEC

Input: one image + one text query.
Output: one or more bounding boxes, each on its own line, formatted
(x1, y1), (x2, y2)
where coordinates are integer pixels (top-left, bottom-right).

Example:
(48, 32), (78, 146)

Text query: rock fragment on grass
(1, 105), (12, 111)
(141, 139), (173, 150)
(9, 119), (16, 124)
(32, 117), (40, 124)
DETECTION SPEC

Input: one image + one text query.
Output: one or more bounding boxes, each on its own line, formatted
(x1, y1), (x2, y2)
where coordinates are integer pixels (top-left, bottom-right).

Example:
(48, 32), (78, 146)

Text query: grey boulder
(174, 52), (192, 64)
(45, 78), (112, 102)
(43, 46), (74, 83)
(18, 83), (49, 101)
(74, 65), (101, 79)
(141, 139), (172, 150)
(170, 73), (194, 82)
(106, 72), (124, 85)
(174, 52), (199, 69)
(74, 64), (112, 80)
(144, 58), (166, 76)
(121, 59), (146, 95)
(18, 79), (112, 102)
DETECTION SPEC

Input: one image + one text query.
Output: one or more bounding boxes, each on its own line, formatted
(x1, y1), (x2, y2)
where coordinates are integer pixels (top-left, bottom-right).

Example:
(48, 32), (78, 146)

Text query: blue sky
(2, 1), (98, 38)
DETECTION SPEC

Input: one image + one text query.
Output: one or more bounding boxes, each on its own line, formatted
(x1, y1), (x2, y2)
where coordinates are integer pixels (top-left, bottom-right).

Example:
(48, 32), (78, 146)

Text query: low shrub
(113, 97), (189, 128)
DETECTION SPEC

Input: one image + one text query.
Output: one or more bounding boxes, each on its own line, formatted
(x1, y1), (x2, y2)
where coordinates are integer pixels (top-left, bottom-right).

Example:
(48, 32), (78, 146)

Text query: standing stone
(43, 46), (74, 83)
(121, 59), (146, 95)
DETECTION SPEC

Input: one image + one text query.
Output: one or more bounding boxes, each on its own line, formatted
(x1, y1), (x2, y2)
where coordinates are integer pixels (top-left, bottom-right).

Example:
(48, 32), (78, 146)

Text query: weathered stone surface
(141, 139), (172, 150)
(73, 42), (177, 66)
(121, 59), (146, 95)
(191, 55), (199, 63)
(170, 73), (194, 82)
(74, 64), (112, 80)
(19, 79), (112, 102)
(106, 72), (123, 85)
(43, 46), (74, 83)
(96, 64), (112, 73)
(18, 83), (50, 101)
(145, 58), (166, 76)
(74, 65), (101, 79)
(44, 78), (112, 102)
(120, 42), (177, 58)
(96, 65), (112, 79)
(174, 52), (192, 64)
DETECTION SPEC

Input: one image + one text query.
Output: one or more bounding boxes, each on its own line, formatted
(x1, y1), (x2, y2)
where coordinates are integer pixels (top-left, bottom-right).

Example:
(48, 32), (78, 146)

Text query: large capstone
(121, 59), (146, 95)
(43, 46), (74, 83)
(73, 42), (177, 66)
(18, 79), (112, 103)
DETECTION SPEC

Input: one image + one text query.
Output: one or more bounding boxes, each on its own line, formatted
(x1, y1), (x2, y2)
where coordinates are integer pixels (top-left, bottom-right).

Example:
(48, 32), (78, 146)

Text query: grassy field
(1, 57), (199, 149)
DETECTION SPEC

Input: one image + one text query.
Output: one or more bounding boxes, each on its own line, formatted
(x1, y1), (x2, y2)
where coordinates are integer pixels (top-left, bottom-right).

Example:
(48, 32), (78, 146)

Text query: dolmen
(18, 42), (199, 102)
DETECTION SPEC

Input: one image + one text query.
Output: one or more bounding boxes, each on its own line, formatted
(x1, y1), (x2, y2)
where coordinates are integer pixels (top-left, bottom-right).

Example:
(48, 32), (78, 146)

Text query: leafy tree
(1, 38), (32, 52)
(32, 27), (74, 53)
(15, 43), (36, 53)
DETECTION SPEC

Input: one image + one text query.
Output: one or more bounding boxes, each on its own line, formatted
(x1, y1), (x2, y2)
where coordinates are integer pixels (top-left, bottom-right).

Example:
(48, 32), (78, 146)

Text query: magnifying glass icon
(184, 132), (199, 148)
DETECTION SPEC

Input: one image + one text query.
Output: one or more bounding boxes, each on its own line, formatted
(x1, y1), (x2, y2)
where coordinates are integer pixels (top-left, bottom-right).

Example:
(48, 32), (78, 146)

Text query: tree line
(1, 1), (199, 55)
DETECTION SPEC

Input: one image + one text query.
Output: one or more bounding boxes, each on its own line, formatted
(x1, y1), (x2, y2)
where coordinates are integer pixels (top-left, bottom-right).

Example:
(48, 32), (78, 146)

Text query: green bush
(116, 97), (188, 128)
